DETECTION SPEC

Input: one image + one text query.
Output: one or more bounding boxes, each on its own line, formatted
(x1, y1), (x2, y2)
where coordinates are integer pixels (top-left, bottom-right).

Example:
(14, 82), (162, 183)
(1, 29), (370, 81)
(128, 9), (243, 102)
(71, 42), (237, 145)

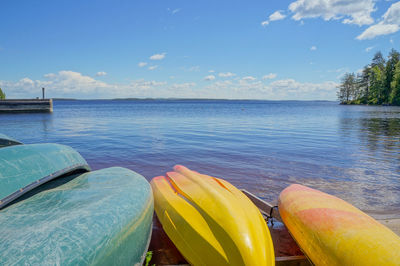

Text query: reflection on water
(1, 100), (399, 218)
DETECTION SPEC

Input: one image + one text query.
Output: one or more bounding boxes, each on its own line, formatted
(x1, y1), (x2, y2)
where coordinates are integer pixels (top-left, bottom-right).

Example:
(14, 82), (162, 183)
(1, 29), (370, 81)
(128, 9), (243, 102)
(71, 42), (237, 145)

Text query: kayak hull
(0, 133), (22, 148)
(0, 143), (90, 208)
(0, 167), (154, 265)
(151, 165), (275, 266)
(278, 184), (400, 266)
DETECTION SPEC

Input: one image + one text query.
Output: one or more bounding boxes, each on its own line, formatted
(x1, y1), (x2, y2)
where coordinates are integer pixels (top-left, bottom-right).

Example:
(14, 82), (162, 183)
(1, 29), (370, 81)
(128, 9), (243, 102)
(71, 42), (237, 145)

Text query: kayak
(278, 184), (400, 266)
(0, 143), (90, 208)
(0, 167), (154, 265)
(151, 165), (275, 266)
(0, 133), (22, 148)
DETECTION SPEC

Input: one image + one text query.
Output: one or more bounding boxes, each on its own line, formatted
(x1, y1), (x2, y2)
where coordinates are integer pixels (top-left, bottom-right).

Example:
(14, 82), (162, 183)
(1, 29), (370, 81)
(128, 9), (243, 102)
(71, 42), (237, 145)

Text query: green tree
(357, 65), (371, 104)
(371, 51), (385, 71)
(383, 49), (400, 104)
(390, 61), (400, 105)
(337, 73), (357, 103)
(0, 88), (5, 100)
(369, 66), (384, 104)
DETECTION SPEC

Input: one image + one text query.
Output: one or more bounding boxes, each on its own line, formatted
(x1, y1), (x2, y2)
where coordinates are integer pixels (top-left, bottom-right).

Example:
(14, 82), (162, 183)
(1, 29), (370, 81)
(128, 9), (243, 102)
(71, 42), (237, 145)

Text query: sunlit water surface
(1, 100), (399, 218)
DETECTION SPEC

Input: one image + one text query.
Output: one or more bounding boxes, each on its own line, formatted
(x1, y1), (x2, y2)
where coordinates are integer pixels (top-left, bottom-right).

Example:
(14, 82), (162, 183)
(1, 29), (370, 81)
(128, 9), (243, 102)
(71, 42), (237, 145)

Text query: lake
(1, 100), (399, 218)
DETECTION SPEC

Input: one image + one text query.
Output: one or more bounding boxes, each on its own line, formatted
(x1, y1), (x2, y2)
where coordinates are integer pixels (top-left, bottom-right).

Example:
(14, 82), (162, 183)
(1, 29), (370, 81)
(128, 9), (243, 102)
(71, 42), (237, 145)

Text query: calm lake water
(1, 100), (399, 218)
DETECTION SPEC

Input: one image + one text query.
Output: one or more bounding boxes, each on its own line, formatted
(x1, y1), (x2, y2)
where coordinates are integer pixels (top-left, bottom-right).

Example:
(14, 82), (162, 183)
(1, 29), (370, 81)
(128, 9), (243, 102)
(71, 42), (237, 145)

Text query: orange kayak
(279, 184), (400, 265)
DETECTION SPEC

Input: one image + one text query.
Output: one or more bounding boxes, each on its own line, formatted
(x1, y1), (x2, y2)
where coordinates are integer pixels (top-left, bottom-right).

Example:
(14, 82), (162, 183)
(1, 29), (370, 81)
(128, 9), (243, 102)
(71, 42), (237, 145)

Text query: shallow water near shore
(1, 100), (399, 218)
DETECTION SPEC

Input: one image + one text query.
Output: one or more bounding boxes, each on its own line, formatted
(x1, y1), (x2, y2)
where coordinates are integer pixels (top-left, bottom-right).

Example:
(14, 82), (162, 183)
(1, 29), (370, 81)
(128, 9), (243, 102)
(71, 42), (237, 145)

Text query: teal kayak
(0, 143), (90, 208)
(0, 133), (22, 148)
(0, 167), (154, 265)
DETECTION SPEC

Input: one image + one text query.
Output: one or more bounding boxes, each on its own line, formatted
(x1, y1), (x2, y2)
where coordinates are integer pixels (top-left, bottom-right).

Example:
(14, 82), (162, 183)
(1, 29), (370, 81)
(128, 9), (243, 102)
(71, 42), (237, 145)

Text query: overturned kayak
(279, 184), (400, 266)
(151, 165), (275, 266)
(0, 133), (22, 148)
(0, 167), (154, 265)
(0, 143), (90, 208)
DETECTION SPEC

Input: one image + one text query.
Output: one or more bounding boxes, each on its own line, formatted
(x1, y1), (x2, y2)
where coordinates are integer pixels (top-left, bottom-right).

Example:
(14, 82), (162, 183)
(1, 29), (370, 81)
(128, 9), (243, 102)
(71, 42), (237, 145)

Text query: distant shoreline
(51, 98), (337, 102)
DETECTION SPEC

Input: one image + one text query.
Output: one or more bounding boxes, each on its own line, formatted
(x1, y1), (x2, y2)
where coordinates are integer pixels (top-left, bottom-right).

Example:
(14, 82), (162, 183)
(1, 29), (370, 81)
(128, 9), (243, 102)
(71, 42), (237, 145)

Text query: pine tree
(371, 51), (385, 71)
(390, 61), (400, 105)
(384, 49), (400, 104)
(358, 65), (371, 104)
(369, 66), (384, 104)
(0, 88), (5, 100)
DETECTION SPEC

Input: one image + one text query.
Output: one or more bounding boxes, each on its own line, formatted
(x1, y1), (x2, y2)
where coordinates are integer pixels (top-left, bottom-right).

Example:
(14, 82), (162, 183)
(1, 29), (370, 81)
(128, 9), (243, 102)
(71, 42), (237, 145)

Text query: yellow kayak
(150, 165), (275, 266)
(279, 184), (400, 266)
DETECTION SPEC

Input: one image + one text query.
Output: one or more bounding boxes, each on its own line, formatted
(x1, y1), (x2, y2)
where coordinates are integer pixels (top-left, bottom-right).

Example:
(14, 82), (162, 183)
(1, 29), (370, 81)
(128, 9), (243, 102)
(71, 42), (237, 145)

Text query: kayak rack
(241, 189), (282, 222)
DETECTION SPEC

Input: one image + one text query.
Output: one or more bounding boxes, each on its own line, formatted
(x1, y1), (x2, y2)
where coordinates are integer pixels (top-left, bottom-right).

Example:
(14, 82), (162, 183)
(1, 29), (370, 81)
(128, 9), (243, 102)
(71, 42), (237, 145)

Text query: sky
(0, 0), (399, 100)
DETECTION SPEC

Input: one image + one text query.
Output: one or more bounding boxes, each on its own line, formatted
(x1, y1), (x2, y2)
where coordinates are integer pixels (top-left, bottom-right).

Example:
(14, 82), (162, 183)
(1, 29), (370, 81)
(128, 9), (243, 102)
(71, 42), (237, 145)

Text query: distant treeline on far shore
(337, 49), (400, 106)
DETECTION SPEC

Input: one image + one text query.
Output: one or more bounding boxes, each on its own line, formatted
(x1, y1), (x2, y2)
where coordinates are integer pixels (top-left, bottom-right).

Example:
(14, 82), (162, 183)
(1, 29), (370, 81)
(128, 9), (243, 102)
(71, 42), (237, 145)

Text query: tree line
(337, 49), (400, 105)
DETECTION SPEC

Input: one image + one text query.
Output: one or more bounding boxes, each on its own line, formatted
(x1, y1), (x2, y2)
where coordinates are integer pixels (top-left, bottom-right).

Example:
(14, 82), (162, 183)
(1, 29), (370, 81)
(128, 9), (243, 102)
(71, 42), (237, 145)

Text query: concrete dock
(0, 99), (53, 113)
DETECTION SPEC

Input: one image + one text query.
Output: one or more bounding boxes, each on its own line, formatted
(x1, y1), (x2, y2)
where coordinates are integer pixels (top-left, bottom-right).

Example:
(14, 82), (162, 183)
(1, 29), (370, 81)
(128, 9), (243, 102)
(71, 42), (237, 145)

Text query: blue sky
(1, 0), (399, 100)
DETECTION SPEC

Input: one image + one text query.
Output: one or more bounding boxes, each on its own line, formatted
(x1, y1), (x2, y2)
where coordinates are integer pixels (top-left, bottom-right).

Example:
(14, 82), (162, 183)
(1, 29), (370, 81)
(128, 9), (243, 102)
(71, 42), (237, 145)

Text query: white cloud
(208, 70), (215, 73)
(242, 76), (256, 81)
(0, 71), (179, 99)
(167, 8), (181, 15)
(0, 71), (338, 100)
(96, 71), (107, 77)
(261, 10), (286, 26)
(365, 46), (374, 52)
(357, 2), (400, 40)
(262, 73), (277, 80)
(43, 73), (56, 79)
(187, 66), (200, 72)
(138, 62), (148, 67)
(204, 75), (216, 81)
(382, 1), (400, 25)
(150, 53), (166, 60)
(268, 79), (337, 94)
(218, 72), (236, 78)
(288, 0), (375, 26)
(148, 65), (158, 70)
(310, 46), (317, 51)
(205, 78), (337, 100)
(172, 8), (181, 14)
(357, 23), (399, 40)
(269, 11), (286, 21)
(170, 82), (196, 90)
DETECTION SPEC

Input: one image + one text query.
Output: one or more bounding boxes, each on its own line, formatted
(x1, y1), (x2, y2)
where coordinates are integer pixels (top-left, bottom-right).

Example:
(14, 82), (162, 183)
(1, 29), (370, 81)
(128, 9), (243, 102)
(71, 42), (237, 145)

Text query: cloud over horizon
(0, 70), (338, 100)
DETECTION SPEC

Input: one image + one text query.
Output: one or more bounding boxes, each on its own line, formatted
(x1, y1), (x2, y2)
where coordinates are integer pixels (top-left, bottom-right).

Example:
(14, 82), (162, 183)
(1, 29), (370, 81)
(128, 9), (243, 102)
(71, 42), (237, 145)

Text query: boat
(149, 187), (311, 265)
(150, 165), (275, 266)
(0, 133), (22, 148)
(0, 167), (154, 265)
(278, 184), (400, 265)
(0, 142), (154, 265)
(0, 143), (90, 208)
